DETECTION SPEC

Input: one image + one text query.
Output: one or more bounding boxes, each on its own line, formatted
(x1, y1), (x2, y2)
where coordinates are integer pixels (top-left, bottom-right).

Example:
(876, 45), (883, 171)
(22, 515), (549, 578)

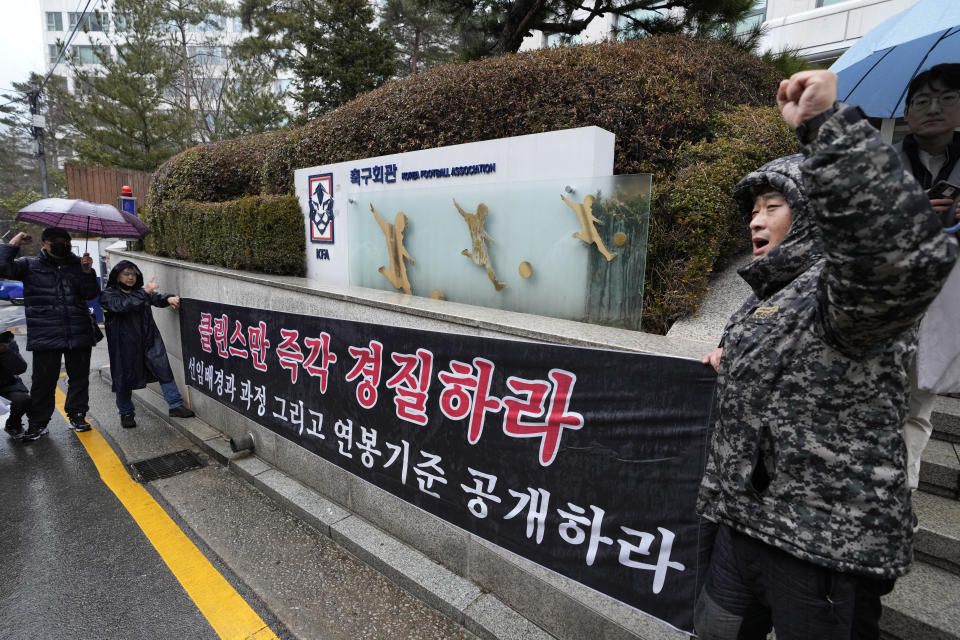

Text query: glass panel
(189, 45), (225, 65)
(347, 174), (651, 329)
(817, 0), (849, 6)
(190, 14), (224, 31)
(72, 45), (101, 65)
(46, 12), (63, 31)
(48, 44), (59, 64)
(68, 12), (104, 31)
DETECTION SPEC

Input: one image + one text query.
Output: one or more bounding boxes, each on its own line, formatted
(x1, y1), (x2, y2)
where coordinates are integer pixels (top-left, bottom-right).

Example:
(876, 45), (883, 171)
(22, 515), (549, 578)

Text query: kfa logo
(308, 173), (334, 244)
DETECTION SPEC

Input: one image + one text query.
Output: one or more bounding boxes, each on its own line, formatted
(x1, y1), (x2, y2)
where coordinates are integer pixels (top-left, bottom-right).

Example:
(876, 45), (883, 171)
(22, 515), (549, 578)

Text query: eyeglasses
(909, 90), (960, 111)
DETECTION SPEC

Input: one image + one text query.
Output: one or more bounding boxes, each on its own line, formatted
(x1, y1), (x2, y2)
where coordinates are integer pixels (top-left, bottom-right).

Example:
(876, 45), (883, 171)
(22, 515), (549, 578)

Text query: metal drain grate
(129, 450), (204, 483)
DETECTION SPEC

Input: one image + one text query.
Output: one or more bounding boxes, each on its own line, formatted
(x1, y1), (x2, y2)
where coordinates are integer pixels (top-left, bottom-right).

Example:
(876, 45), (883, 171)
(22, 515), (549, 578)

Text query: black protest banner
(179, 298), (716, 632)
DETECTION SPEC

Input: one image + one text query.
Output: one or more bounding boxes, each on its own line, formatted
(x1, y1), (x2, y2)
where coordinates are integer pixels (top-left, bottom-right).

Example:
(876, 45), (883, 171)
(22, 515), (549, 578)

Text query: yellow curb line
(55, 381), (278, 640)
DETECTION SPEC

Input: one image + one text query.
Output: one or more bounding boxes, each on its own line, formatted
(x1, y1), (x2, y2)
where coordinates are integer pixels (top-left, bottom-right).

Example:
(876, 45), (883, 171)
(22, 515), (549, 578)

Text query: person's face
(118, 269), (137, 288)
(904, 80), (960, 140)
(41, 236), (71, 256)
(750, 192), (792, 260)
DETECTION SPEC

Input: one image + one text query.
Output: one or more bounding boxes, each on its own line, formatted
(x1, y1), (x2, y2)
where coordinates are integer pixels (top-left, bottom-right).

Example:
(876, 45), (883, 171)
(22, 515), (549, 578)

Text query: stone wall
(111, 247), (716, 640)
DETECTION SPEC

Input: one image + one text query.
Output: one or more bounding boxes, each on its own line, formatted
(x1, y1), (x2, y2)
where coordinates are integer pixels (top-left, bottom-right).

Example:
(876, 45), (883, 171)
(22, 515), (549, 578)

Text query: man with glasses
(898, 63), (960, 199)
(895, 64), (960, 514)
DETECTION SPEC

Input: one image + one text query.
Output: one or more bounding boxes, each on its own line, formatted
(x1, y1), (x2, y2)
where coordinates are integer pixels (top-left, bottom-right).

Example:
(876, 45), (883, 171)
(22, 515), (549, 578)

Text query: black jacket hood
(107, 260), (144, 289)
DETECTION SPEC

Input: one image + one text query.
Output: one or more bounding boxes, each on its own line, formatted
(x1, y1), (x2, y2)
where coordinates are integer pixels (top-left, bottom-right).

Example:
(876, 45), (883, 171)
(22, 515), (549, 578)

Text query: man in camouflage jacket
(694, 71), (958, 639)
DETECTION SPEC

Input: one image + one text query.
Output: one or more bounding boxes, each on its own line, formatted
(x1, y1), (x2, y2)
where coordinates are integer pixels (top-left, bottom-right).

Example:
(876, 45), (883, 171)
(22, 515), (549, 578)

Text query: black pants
(2, 390), (29, 426)
(694, 524), (895, 640)
(28, 348), (91, 425)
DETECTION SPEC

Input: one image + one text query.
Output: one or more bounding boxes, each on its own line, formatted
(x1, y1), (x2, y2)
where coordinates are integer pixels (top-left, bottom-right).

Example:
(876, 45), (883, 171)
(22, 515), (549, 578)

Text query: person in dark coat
(101, 260), (194, 428)
(0, 228), (99, 441)
(0, 328), (30, 439)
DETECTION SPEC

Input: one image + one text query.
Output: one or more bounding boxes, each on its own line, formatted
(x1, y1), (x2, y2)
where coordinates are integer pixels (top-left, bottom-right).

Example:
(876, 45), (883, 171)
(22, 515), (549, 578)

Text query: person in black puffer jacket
(101, 260), (194, 429)
(0, 328), (30, 439)
(0, 228), (100, 441)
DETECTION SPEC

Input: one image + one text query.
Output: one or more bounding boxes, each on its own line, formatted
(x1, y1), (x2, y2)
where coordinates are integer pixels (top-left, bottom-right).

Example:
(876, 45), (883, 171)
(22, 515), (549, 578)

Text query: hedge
(150, 132), (289, 205)
(643, 106), (797, 333)
(144, 195), (305, 276)
(147, 34), (797, 333)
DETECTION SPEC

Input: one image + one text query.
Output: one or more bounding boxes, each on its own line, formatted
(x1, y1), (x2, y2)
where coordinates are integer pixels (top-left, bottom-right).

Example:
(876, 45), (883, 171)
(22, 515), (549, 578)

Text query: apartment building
(39, 0), (293, 113)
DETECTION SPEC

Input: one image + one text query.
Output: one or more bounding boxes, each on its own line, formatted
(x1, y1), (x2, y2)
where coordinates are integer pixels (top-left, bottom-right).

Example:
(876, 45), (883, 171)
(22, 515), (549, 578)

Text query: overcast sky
(0, 1), (46, 96)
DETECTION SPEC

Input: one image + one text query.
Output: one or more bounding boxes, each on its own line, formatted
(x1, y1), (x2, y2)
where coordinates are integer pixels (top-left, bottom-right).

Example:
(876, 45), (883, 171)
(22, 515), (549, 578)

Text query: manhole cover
(129, 450), (204, 483)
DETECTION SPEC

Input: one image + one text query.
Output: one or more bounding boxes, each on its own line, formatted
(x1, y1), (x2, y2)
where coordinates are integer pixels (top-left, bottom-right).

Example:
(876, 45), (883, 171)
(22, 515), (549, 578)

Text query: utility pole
(27, 86), (49, 198)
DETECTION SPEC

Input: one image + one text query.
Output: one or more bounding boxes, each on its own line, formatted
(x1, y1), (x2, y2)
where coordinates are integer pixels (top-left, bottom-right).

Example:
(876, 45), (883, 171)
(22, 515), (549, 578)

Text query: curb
(101, 367), (556, 640)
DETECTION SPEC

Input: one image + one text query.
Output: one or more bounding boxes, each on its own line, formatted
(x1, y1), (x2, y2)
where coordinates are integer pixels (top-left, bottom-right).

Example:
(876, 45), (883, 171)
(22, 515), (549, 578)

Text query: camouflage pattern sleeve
(801, 103), (958, 356)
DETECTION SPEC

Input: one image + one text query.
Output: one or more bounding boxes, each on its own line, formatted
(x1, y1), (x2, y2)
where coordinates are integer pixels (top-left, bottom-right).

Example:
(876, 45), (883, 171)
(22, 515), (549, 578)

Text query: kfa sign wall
(293, 127), (615, 287)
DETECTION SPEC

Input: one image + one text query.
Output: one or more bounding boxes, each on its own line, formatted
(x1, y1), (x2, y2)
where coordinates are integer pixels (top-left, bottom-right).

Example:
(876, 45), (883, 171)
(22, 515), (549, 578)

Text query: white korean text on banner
(180, 299), (716, 632)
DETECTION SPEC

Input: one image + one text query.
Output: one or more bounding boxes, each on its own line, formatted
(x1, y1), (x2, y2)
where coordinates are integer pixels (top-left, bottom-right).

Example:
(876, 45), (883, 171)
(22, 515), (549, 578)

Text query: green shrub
(150, 132), (289, 205)
(148, 34), (797, 333)
(643, 106), (797, 333)
(257, 35), (782, 195)
(144, 195), (305, 276)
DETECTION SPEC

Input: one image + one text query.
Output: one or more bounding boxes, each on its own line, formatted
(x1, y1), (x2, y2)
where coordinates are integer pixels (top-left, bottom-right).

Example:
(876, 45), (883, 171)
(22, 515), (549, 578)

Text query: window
(49, 75), (68, 92)
(48, 44), (61, 64)
(233, 16), (244, 32)
(190, 14), (224, 32)
(75, 79), (99, 97)
(69, 12), (106, 32)
(188, 45), (226, 66)
(196, 77), (224, 99)
(736, 1), (767, 34)
(274, 78), (292, 95)
(545, 33), (582, 47)
(72, 45), (101, 65)
(614, 9), (661, 40)
(46, 12), (63, 31)
(114, 13), (129, 32)
(816, 0), (849, 6)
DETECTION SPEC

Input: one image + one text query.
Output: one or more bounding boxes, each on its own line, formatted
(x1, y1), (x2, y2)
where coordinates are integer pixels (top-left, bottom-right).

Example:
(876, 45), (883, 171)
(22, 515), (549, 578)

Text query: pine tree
(382, 0), (458, 76)
(56, 2), (189, 170)
(239, 0), (397, 117)
(0, 73), (72, 197)
(44, 0), (290, 169)
(212, 60), (289, 140)
(443, 0), (759, 57)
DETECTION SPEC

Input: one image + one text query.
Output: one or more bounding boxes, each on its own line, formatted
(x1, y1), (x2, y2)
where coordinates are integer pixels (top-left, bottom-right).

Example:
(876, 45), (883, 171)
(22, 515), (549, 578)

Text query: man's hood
(107, 260), (143, 288)
(733, 154), (823, 300)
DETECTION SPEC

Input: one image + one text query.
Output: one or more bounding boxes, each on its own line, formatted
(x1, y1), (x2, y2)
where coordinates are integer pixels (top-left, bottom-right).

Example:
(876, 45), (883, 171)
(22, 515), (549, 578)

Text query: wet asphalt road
(0, 300), (477, 640)
(0, 304), (282, 640)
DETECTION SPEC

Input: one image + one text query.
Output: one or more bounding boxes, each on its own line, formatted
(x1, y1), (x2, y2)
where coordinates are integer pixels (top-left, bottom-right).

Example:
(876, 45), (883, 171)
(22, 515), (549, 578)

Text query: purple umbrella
(117, 209), (152, 239)
(16, 198), (152, 240)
